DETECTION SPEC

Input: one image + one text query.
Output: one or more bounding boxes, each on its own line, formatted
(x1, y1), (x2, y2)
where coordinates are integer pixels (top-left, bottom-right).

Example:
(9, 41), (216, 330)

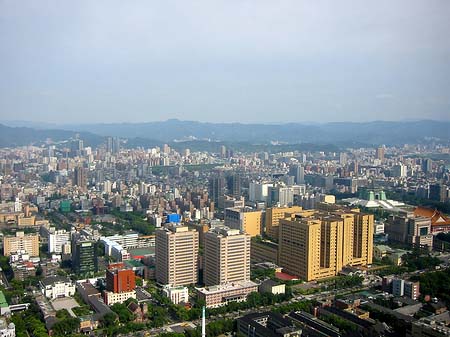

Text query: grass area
(72, 306), (92, 317)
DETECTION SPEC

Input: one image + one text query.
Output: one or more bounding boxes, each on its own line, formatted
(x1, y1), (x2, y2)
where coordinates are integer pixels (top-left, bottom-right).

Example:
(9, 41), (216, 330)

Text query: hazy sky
(1, 0), (449, 124)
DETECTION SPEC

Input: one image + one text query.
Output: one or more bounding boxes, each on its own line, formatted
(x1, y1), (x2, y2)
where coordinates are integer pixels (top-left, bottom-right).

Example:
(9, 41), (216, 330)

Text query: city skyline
(1, 1), (449, 124)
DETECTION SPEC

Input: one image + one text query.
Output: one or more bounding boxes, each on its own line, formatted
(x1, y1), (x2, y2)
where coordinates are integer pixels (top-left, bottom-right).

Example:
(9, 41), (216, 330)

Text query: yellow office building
(278, 209), (373, 281)
(265, 206), (303, 241)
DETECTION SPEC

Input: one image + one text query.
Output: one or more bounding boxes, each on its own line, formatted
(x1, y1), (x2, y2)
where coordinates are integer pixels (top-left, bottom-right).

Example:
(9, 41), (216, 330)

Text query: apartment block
(3, 232), (39, 256)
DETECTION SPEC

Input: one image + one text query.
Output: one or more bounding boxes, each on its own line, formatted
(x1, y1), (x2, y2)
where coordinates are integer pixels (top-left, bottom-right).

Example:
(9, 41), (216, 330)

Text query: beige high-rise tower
(155, 224), (199, 286)
(204, 227), (251, 286)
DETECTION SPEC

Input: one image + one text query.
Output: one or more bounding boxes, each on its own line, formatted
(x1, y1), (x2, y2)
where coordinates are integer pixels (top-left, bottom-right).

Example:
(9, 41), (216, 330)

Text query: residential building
(3, 232), (39, 257)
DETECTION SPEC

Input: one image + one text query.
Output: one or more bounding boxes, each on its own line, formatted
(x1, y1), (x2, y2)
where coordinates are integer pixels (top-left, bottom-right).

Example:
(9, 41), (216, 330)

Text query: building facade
(204, 227), (251, 286)
(155, 224), (198, 286)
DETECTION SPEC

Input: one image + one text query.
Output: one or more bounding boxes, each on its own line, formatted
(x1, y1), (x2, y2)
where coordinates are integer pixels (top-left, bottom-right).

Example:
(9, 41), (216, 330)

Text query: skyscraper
(156, 224), (199, 286)
(376, 146), (385, 163)
(74, 166), (87, 190)
(209, 174), (226, 207)
(204, 227), (251, 286)
(226, 173), (241, 198)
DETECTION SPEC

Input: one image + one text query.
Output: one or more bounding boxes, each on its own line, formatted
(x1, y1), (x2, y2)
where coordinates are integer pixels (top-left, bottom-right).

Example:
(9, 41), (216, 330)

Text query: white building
(162, 286), (189, 305)
(0, 319), (15, 337)
(39, 276), (75, 300)
(48, 229), (71, 254)
(103, 290), (136, 306)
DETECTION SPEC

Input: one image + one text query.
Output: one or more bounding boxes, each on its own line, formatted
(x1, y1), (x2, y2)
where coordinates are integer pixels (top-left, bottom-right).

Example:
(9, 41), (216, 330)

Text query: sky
(0, 0), (449, 124)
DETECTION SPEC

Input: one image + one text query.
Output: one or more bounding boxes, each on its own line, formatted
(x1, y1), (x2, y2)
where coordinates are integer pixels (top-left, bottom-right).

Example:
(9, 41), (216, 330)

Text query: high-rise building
(209, 174), (226, 207)
(226, 173), (241, 198)
(289, 165), (305, 184)
(155, 224), (199, 286)
(265, 206), (303, 241)
(3, 232), (39, 256)
(74, 166), (87, 190)
(248, 182), (272, 203)
(72, 237), (98, 276)
(204, 227), (251, 286)
(224, 207), (263, 237)
(422, 158), (433, 174)
(376, 146), (385, 163)
(278, 209), (373, 281)
(429, 184), (447, 202)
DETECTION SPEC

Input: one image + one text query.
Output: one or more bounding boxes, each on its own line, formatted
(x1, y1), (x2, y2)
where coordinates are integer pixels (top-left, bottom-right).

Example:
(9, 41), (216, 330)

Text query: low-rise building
(237, 312), (301, 337)
(258, 279), (286, 295)
(39, 276), (75, 299)
(103, 290), (136, 306)
(196, 280), (258, 308)
(162, 286), (189, 304)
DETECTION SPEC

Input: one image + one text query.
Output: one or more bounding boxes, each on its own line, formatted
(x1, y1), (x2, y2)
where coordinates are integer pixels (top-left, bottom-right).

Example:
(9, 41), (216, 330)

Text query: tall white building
(249, 182), (272, 202)
(155, 224), (199, 286)
(204, 227), (251, 286)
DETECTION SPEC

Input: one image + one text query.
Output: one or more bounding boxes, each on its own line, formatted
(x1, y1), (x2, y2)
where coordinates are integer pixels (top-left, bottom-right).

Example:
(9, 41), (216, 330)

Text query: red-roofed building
(414, 207), (450, 234)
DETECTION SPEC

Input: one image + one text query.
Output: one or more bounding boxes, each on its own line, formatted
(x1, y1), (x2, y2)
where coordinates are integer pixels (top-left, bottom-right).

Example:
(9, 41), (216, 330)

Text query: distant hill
(1, 119), (449, 148)
(59, 119), (450, 145)
(0, 124), (104, 148)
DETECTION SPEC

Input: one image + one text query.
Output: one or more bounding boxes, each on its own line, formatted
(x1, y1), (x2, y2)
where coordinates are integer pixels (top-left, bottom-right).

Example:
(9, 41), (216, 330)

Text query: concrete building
(3, 232), (39, 257)
(278, 209), (373, 281)
(104, 290), (136, 306)
(224, 207), (263, 237)
(204, 227), (251, 286)
(392, 278), (405, 297)
(385, 213), (433, 250)
(39, 276), (75, 300)
(155, 224), (198, 286)
(265, 206), (303, 241)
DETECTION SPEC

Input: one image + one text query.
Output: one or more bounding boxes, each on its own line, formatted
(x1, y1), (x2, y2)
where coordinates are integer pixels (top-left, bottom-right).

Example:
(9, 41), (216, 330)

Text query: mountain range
(0, 119), (449, 148)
